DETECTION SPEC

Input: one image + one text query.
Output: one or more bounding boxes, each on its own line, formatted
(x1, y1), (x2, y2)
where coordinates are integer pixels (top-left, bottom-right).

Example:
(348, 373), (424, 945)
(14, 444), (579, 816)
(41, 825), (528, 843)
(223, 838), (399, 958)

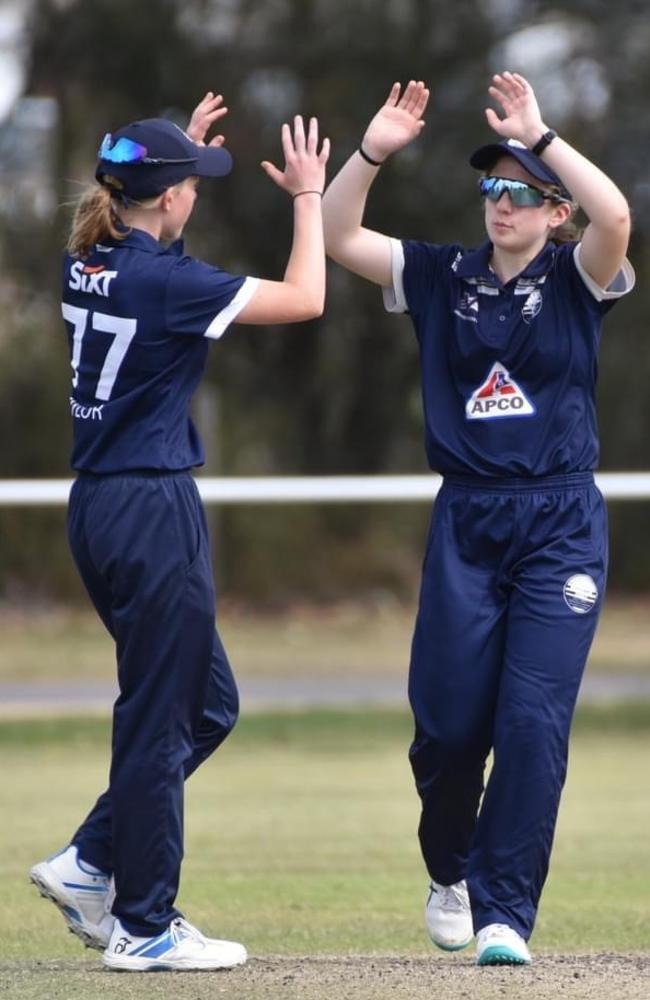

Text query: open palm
(485, 72), (545, 143)
(363, 80), (429, 160)
(186, 91), (229, 147)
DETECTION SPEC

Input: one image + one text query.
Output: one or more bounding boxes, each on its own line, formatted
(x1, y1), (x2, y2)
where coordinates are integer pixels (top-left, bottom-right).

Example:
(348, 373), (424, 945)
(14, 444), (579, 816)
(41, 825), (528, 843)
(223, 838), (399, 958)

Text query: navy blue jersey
(62, 229), (258, 472)
(383, 239), (634, 477)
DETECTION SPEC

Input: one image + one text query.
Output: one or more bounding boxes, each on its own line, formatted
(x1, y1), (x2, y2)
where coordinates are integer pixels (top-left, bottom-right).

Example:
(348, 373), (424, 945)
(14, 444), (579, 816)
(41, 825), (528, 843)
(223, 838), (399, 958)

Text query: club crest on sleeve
(466, 362), (535, 420)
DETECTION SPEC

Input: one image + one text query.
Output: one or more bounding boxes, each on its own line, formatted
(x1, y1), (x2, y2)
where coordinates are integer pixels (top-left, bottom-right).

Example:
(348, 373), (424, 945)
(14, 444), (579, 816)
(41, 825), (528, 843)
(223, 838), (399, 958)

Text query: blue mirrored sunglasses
(98, 133), (196, 166)
(479, 175), (563, 208)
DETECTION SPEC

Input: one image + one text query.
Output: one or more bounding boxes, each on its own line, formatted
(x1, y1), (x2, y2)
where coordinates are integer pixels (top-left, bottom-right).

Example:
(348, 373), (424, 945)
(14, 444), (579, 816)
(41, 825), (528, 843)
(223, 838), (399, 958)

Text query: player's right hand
(261, 115), (330, 196)
(361, 80), (429, 162)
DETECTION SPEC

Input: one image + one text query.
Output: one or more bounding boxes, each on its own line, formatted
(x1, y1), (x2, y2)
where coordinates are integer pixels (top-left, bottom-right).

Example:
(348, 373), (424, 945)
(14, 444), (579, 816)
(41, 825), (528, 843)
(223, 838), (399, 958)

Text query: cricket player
(321, 72), (634, 965)
(29, 93), (328, 972)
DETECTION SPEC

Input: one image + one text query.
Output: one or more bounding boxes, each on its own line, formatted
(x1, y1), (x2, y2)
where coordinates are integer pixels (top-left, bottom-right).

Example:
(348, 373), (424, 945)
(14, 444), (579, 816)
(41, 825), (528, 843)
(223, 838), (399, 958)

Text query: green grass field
(1, 706), (648, 965)
(1, 596), (649, 685)
(1, 603), (648, 999)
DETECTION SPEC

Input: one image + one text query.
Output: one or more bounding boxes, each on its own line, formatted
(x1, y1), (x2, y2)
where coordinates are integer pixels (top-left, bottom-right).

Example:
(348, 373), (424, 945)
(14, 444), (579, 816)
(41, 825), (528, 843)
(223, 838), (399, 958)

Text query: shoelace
(170, 918), (207, 945)
(432, 883), (469, 912)
(479, 923), (514, 941)
(104, 877), (116, 914)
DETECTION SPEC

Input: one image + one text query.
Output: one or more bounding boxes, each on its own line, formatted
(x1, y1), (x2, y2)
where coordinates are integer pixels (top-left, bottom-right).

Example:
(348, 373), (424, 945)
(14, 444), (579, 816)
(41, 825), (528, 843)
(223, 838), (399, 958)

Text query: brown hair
(67, 182), (128, 257)
(549, 215), (583, 244)
(545, 184), (583, 245)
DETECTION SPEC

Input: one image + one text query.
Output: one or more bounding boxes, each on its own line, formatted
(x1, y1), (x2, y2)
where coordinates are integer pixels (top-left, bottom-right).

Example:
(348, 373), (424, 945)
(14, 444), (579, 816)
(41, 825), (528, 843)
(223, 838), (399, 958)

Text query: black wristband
(358, 145), (384, 167)
(531, 129), (557, 157)
(292, 190), (323, 199)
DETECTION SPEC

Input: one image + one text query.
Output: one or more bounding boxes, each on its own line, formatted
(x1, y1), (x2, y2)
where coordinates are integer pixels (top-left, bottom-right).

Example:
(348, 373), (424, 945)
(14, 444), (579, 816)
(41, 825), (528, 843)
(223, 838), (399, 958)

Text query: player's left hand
(485, 72), (548, 148)
(187, 91), (229, 147)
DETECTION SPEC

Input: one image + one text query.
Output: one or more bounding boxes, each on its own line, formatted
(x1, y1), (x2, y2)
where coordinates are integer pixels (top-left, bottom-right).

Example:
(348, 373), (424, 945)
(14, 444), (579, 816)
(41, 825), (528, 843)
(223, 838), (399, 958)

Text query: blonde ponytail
(67, 184), (128, 257)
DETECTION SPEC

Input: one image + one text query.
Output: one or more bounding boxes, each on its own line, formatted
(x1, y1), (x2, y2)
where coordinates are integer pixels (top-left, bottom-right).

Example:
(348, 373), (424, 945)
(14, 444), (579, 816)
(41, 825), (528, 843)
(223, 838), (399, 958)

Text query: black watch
(531, 129), (557, 157)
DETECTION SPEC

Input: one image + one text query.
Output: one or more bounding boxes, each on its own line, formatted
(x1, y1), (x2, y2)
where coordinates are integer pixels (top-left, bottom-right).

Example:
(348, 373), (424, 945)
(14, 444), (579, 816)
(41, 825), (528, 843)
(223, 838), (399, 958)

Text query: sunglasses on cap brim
(98, 133), (197, 166)
(479, 175), (568, 208)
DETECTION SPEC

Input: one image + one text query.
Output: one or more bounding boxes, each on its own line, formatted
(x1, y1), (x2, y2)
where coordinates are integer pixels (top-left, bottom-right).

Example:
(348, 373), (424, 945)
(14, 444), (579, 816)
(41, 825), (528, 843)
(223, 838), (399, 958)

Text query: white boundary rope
(0, 473), (649, 505)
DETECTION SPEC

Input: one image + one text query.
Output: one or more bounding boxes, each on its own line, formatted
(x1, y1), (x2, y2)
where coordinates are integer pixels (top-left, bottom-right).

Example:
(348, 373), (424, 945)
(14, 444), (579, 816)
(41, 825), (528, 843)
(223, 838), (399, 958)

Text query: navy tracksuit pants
(408, 472), (607, 940)
(67, 472), (238, 937)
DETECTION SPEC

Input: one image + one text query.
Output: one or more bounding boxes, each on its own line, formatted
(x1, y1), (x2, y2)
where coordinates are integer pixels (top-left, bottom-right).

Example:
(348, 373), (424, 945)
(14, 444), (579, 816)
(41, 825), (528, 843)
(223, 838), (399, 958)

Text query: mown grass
(0, 706), (648, 967)
(1, 597), (649, 685)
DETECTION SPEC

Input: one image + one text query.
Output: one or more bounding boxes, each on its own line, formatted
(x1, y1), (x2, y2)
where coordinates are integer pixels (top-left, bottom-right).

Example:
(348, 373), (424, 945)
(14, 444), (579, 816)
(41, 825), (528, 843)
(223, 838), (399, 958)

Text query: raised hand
(261, 116), (330, 196)
(362, 81), (429, 162)
(186, 91), (229, 147)
(485, 72), (547, 147)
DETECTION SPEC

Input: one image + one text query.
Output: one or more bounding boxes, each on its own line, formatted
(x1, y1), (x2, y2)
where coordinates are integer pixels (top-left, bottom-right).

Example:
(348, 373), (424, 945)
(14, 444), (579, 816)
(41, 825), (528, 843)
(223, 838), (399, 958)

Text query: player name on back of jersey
(465, 362), (535, 420)
(68, 261), (118, 297)
(70, 397), (104, 421)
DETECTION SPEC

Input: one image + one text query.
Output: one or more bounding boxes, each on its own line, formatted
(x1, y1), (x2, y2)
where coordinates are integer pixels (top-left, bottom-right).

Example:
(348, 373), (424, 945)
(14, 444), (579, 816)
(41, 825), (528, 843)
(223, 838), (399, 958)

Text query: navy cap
(96, 117), (232, 201)
(469, 138), (572, 200)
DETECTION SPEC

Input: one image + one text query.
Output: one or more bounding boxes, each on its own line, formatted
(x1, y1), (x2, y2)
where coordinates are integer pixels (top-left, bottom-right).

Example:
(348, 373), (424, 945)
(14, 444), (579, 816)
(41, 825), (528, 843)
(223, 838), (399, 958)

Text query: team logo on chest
(454, 291), (479, 323)
(465, 362), (535, 420)
(515, 273), (546, 324)
(521, 289), (543, 323)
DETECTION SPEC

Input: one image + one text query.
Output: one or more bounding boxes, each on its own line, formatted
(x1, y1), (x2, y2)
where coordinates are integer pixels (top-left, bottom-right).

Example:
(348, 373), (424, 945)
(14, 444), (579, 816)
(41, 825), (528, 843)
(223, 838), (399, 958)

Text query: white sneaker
(103, 917), (247, 972)
(476, 923), (532, 965)
(30, 844), (114, 950)
(424, 879), (473, 951)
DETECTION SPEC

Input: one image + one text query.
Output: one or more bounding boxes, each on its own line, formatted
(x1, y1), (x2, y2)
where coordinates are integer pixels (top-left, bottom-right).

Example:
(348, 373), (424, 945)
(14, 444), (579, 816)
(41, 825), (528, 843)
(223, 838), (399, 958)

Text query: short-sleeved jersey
(383, 239), (635, 478)
(62, 229), (259, 473)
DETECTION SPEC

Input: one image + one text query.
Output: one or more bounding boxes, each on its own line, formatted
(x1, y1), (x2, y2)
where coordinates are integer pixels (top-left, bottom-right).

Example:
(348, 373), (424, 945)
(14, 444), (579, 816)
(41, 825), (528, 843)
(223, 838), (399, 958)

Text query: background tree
(0, 0), (647, 601)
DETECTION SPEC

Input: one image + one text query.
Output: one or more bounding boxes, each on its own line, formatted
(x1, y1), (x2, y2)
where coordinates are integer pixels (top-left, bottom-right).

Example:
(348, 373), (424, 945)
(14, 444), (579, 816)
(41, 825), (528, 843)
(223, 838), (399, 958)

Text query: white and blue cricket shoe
(476, 923), (532, 965)
(425, 879), (473, 951)
(29, 844), (115, 950)
(103, 916), (247, 971)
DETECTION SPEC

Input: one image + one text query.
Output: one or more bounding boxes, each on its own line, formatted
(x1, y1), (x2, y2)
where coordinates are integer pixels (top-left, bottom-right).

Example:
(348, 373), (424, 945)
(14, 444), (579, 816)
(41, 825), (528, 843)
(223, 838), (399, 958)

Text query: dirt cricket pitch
(3, 953), (649, 1000)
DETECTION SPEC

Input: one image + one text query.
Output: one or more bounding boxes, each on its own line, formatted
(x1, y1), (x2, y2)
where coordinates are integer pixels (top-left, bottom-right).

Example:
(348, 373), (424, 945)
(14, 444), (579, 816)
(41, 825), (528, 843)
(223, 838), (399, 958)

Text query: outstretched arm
(322, 81), (429, 286)
(188, 94), (330, 325)
(236, 115), (330, 324)
(486, 72), (631, 289)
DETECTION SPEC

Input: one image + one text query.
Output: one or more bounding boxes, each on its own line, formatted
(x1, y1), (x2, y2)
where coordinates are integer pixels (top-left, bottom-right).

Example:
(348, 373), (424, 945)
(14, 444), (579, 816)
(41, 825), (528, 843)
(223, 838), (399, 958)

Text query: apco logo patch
(68, 261), (118, 297)
(466, 362), (535, 420)
(563, 574), (598, 614)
